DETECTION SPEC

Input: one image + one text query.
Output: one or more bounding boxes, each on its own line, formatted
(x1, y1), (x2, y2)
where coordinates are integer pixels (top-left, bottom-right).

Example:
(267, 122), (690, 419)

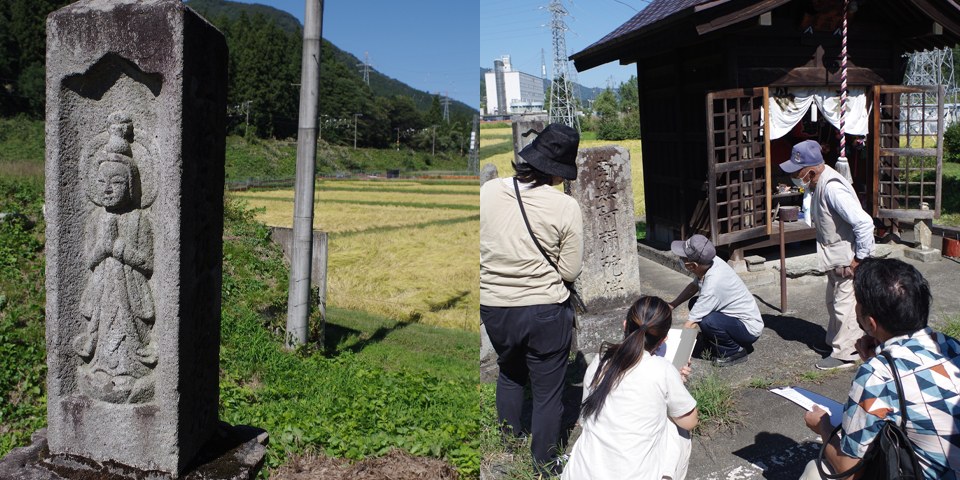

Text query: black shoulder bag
(513, 177), (587, 315)
(817, 350), (923, 480)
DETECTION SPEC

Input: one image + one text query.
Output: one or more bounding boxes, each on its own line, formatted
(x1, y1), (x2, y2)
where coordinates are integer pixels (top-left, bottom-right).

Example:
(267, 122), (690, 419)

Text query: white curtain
(766, 87), (869, 140)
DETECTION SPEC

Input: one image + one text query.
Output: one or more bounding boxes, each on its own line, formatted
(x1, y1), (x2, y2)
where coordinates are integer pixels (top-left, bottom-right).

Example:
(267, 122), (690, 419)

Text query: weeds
(747, 376), (776, 389)
(688, 366), (741, 433)
(938, 309), (960, 339)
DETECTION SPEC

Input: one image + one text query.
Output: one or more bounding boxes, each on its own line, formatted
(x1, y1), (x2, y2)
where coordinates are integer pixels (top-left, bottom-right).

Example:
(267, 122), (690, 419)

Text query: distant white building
(484, 55), (545, 115)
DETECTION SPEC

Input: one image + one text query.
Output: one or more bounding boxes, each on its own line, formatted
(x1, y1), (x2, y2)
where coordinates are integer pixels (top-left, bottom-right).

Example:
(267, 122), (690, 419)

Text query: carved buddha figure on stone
(74, 112), (157, 404)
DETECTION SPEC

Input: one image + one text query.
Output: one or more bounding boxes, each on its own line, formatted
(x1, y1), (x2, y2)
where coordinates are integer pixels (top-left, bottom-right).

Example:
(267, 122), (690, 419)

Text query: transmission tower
(543, 0), (580, 131)
(903, 47), (960, 130)
(357, 51), (374, 85)
(437, 91), (452, 123)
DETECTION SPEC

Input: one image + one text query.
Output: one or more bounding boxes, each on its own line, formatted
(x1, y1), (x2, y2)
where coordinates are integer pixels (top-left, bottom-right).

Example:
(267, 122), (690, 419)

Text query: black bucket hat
(518, 123), (580, 180)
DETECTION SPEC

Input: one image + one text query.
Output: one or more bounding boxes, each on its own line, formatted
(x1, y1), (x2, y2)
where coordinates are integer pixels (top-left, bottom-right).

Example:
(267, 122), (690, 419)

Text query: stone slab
(0, 424), (267, 480)
(269, 227), (328, 292)
(745, 255), (766, 272)
(565, 146), (642, 356)
(479, 163), (499, 184)
(904, 247), (942, 263)
(44, 0), (227, 474)
(511, 115), (547, 164)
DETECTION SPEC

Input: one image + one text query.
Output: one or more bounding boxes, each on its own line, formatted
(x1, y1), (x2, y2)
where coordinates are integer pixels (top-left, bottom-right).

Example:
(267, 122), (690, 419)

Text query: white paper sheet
(770, 387), (843, 427)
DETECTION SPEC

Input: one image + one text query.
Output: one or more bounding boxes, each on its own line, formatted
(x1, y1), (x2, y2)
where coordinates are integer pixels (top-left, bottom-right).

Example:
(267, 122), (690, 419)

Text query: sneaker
(811, 341), (832, 355)
(815, 357), (857, 370)
(713, 348), (748, 367)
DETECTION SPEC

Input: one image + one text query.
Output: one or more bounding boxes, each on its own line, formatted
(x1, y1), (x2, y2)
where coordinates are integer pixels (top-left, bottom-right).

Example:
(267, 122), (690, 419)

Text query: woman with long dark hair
(562, 296), (698, 480)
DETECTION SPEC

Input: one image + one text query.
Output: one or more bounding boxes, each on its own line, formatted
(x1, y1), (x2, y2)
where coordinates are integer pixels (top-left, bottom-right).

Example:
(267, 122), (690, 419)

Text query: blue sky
(480, 0), (646, 91)
(221, 0), (480, 110)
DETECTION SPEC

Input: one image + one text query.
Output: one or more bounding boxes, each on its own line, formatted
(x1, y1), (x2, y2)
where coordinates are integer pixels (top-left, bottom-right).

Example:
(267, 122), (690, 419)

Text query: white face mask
(792, 171), (811, 190)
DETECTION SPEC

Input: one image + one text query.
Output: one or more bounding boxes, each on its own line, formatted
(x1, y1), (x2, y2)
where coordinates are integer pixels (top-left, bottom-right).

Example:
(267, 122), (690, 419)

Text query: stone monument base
(904, 247), (941, 263)
(0, 423), (268, 480)
(573, 308), (630, 361)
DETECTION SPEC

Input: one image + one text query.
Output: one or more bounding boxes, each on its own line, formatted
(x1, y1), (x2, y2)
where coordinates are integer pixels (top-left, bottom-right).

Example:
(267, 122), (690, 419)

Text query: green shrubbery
(0, 177), (47, 456)
(944, 121), (960, 163)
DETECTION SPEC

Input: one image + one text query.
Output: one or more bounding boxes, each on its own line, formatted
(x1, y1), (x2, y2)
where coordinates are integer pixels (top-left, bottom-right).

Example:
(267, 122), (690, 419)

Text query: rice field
(479, 124), (646, 216)
(234, 125), (648, 333)
(232, 180), (482, 332)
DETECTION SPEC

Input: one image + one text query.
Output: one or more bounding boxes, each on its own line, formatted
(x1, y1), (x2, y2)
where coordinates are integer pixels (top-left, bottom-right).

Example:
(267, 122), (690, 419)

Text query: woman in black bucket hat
(479, 123), (583, 474)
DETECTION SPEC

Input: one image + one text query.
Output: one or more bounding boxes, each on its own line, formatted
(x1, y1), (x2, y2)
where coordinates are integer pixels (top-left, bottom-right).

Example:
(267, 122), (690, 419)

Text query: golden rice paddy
(235, 127), (647, 332)
(233, 180), (482, 332)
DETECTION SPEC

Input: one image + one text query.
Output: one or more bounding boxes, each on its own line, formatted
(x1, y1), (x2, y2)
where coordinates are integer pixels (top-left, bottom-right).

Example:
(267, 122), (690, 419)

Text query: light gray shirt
(820, 178), (875, 261)
(689, 259), (764, 338)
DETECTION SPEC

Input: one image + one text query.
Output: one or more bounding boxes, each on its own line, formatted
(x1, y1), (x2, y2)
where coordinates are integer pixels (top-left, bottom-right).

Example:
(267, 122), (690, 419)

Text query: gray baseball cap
(779, 139), (824, 173)
(671, 234), (716, 264)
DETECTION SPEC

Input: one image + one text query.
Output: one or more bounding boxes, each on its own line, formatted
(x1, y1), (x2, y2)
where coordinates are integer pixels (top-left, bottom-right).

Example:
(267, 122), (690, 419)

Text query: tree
(618, 76), (638, 113)
(426, 94), (442, 126)
(593, 88), (618, 120)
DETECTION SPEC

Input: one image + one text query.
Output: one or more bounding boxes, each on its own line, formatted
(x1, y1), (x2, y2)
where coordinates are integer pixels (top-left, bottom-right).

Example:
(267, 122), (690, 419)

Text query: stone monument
(479, 163), (499, 184)
(564, 146), (642, 357)
(479, 164), (499, 382)
(511, 114), (547, 165)
(38, 0), (230, 476)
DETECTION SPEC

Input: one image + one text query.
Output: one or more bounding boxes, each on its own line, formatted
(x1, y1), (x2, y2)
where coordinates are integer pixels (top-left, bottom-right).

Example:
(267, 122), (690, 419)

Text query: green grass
(688, 367), (741, 433)
(0, 116), (45, 164)
(224, 136), (471, 181)
(479, 140), (514, 161)
(937, 310), (960, 339)
(747, 376), (776, 389)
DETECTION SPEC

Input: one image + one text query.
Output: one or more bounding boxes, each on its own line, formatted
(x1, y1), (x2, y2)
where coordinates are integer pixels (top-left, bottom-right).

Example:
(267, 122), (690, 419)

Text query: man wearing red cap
(780, 139), (875, 370)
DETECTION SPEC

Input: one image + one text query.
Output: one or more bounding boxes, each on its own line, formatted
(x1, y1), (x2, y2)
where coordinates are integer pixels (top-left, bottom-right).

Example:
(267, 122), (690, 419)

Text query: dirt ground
(270, 449), (459, 480)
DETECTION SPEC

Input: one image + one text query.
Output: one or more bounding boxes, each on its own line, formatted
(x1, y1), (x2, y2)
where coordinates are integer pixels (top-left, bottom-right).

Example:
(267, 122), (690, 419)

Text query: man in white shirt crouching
(668, 235), (764, 367)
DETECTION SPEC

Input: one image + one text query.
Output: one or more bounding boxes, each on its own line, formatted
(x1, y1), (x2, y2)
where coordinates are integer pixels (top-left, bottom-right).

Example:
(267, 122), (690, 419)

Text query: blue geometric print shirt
(840, 327), (960, 480)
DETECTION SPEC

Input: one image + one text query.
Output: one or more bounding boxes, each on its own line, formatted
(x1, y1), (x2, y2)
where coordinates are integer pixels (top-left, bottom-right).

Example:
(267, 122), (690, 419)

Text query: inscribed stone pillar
(564, 146), (642, 356)
(44, 0), (226, 475)
(511, 115), (548, 164)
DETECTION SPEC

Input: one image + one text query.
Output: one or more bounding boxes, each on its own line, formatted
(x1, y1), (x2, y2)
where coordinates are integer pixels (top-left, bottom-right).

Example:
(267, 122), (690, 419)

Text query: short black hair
(853, 257), (931, 337)
(512, 160), (554, 188)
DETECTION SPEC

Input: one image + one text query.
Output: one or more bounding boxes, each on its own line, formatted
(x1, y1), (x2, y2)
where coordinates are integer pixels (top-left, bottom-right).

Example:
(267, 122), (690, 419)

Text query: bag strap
(513, 177), (587, 315)
(817, 350), (910, 480)
(513, 177), (561, 274)
(879, 350), (909, 429)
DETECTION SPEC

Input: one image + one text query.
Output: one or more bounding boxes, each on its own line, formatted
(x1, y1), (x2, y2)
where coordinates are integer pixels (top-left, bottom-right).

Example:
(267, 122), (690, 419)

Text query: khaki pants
(799, 459), (836, 480)
(825, 271), (860, 362)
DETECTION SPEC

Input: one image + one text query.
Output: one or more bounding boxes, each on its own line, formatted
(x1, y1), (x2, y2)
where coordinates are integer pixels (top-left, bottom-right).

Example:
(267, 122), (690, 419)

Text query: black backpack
(818, 351), (924, 480)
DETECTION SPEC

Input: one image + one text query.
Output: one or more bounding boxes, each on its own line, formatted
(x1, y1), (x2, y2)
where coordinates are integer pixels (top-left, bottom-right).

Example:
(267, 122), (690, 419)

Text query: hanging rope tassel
(835, 0), (855, 183)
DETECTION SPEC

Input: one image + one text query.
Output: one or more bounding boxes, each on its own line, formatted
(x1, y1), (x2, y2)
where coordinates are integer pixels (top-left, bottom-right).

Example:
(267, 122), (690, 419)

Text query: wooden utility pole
(286, 0), (324, 348)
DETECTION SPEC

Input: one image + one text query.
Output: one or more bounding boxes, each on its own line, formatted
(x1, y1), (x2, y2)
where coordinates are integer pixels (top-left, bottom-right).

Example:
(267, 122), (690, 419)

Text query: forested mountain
(188, 0), (475, 118)
(187, 0), (301, 34)
(0, 0), (475, 152)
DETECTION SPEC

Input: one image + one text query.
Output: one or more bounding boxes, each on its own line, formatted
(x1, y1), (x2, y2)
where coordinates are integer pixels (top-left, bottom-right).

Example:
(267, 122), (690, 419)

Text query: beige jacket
(479, 178), (584, 307)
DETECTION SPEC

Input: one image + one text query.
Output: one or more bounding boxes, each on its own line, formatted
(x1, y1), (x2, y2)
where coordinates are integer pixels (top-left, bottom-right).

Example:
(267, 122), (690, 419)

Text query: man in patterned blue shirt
(799, 258), (960, 480)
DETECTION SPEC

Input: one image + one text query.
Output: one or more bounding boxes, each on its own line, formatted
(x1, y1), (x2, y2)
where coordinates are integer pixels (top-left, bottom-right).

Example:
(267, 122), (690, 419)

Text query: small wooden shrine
(571, 0), (960, 258)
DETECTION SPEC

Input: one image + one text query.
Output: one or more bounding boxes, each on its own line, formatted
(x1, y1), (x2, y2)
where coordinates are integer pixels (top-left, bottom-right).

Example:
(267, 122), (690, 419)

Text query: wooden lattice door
(705, 88), (772, 246)
(872, 85), (943, 220)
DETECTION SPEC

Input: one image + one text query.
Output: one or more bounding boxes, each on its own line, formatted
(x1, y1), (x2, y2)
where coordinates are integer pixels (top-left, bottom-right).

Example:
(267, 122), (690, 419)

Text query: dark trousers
(481, 301), (573, 470)
(699, 311), (759, 357)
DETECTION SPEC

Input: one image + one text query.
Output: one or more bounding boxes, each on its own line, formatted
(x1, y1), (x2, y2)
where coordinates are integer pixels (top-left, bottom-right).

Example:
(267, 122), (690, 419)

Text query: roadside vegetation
(0, 173), (482, 477)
